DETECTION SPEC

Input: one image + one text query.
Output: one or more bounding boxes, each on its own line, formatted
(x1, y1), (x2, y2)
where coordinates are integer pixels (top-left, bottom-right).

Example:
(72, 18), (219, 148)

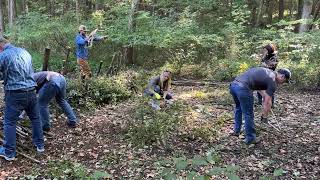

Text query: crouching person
(33, 71), (78, 132)
(0, 37), (44, 161)
(144, 71), (173, 109)
(229, 67), (291, 145)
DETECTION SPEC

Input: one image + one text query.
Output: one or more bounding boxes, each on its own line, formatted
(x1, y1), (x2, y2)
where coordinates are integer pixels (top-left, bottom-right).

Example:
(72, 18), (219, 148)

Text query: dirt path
(0, 85), (319, 179)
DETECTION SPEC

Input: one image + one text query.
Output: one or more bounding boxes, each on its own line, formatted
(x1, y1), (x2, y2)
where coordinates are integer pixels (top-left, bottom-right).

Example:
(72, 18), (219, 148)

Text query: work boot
(244, 137), (261, 145)
(67, 121), (77, 128)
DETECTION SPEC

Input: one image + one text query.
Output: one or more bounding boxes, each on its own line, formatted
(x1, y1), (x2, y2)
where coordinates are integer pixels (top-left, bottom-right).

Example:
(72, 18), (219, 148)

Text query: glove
(261, 116), (268, 123)
(154, 93), (161, 100)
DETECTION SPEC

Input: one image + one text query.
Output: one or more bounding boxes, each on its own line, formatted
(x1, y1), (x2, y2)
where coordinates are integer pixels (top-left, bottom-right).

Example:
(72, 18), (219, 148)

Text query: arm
(76, 35), (88, 45)
(261, 92), (272, 117)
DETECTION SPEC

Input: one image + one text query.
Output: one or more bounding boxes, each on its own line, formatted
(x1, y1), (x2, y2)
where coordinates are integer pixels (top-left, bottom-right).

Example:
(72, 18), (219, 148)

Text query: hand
(261, 116), (268, 123)
(154, 93), (161, 100)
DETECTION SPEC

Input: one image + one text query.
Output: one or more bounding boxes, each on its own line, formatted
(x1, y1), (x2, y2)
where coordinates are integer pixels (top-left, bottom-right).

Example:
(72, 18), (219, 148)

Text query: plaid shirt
(0, 44), (36, 90)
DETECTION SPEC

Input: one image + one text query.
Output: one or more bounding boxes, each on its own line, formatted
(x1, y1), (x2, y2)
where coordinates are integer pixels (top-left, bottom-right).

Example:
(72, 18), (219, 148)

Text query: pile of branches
(0, 116), (52, 163)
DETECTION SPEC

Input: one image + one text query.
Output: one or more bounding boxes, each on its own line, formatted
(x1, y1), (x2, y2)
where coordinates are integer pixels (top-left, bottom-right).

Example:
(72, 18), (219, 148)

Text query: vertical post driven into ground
(42, 47), (51, 71)
(96, 61), (103, 76)
(62, 46), (71, 75)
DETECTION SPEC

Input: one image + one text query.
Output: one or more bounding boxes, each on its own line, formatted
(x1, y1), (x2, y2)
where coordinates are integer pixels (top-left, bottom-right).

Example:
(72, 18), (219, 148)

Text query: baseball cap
(277, 68), (291, 83)
(78, 25), (89, 32)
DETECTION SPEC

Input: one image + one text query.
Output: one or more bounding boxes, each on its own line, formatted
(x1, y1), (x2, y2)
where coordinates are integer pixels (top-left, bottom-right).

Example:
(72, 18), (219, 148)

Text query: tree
(278, 0), (285, 20)
(7, 0), (14, 29)
(0, 0), (4, 34)
(126, 0), (139, 64)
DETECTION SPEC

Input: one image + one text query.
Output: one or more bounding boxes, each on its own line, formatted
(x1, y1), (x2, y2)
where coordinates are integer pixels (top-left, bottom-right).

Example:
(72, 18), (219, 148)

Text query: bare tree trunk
(266, 0), (273, 24)
(247, 0), (258, 26)
(0, 0), (4, 35)
(7, 0), (14, 29)
(279, 0), (285, 20)
(126, 0), (139, 65)
(297, 0), (304, 19)
(76, 0), (80, 23)
(311, 0), (320, 29)
(299, 0), (313, 32)
(256, 0), (264, 27)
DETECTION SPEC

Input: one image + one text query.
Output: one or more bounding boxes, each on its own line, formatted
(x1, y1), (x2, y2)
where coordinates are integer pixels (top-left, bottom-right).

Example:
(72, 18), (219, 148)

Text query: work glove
(261, 116), (268, 123)
(154, 93), (161, 100)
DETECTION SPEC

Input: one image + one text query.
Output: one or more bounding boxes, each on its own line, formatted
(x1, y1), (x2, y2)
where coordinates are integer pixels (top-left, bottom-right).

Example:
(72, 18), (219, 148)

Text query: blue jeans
(38, 75), (78, 129)
(229, 82), (256, 143)
(3, 90), (44, 157)
(144, 85), (173, 100)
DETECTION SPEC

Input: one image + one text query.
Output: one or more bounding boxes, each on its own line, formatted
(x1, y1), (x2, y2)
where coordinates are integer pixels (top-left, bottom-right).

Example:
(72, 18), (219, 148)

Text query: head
(262, 43), (277, 57)
(0, 36), (9, 52)
(78, 25), (89, 35)
(276, 68), (291, 84)
(161, 71), (171, 81)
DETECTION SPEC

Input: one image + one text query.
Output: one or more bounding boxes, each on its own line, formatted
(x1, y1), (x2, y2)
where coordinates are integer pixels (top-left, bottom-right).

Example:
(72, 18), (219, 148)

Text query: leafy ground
(0, 85), (320, 179)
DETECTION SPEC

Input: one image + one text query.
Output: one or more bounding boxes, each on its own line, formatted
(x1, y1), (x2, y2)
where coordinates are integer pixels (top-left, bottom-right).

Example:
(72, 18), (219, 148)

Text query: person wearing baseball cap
(75, 25), (104, 80)
(229, 67), (291, 145)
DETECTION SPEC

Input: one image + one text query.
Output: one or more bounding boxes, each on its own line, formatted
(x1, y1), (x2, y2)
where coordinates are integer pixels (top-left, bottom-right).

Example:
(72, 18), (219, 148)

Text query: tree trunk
(0, 0), (4, 35)
(256, 0), (264, 27)
(266, 0), (273, 24)
(7, 0), (14, 29)
(248, 0), (258, 26)
(299, 0), (313, 32)
(278, 0), (285, 20)
(297, 0), (304, 20)
(311, 0), (320, 29)
(126, 0), (139, 65)
(76, 0), (80, 23)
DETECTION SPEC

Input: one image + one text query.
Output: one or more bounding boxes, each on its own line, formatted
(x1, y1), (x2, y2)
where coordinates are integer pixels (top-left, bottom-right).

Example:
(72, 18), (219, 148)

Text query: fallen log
(172, 80), (229, 87)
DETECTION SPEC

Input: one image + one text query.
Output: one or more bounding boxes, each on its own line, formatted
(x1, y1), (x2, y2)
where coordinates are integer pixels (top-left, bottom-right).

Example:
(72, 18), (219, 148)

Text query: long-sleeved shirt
(0, 44), (36, 91)
(75, 33), (104, 60)
(75, 33), (89, 60)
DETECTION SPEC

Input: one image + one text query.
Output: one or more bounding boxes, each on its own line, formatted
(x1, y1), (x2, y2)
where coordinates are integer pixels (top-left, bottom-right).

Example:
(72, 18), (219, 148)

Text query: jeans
(229, 82), (256, 143)
(38, 75), (78, 129)
(144, 85), (173, 100)
(3, 90), (44, 157)
(257, 92), (275, 106)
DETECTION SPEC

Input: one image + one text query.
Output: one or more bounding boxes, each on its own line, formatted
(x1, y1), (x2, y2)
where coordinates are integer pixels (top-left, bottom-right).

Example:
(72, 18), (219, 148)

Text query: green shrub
(66, 76), (131, 110)
(126, 99), (183, 146)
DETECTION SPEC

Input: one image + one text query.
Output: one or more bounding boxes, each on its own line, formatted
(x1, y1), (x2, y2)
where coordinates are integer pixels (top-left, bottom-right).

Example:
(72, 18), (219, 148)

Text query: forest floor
(0, 84), (320, 179)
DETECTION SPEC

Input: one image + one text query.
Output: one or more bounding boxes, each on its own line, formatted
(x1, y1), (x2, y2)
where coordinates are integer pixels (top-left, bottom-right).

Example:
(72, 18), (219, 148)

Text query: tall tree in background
(7, 0), (14, 29)
(126, 0), (139, 64)
(0, 0), (4, 34)
(266, 0), (273, 24)
(278, 0), (285, 20)
(299, 0), (313, 32)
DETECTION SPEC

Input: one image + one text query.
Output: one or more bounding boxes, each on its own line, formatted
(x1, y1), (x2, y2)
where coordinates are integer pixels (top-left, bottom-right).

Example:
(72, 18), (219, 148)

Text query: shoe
(229, 132), (240, 137)
(0, 146), (15, 161)
(244, 137), (261, 145)
(36, 146), (45, 153)
(43, 127), (51, 132)
(67, 121), (77, 128)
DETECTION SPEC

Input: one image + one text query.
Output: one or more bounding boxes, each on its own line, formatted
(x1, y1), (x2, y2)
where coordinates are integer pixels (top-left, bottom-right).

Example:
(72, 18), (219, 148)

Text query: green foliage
(154, 151), (240, 179)
(67, 75), (131, 110)
(126, 98), (183, 146)
(30, 160), (112, 179)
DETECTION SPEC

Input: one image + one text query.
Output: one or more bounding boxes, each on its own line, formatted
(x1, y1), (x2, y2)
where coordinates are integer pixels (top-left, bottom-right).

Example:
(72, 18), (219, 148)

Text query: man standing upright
(75, 25), (104, 80)
(0, 37), (44, 161)
(229, 67), (291, 145)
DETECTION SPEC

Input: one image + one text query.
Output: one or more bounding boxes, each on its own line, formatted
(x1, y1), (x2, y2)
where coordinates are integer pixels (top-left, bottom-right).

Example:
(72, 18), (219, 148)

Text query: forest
(0, 0), (320, 179)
